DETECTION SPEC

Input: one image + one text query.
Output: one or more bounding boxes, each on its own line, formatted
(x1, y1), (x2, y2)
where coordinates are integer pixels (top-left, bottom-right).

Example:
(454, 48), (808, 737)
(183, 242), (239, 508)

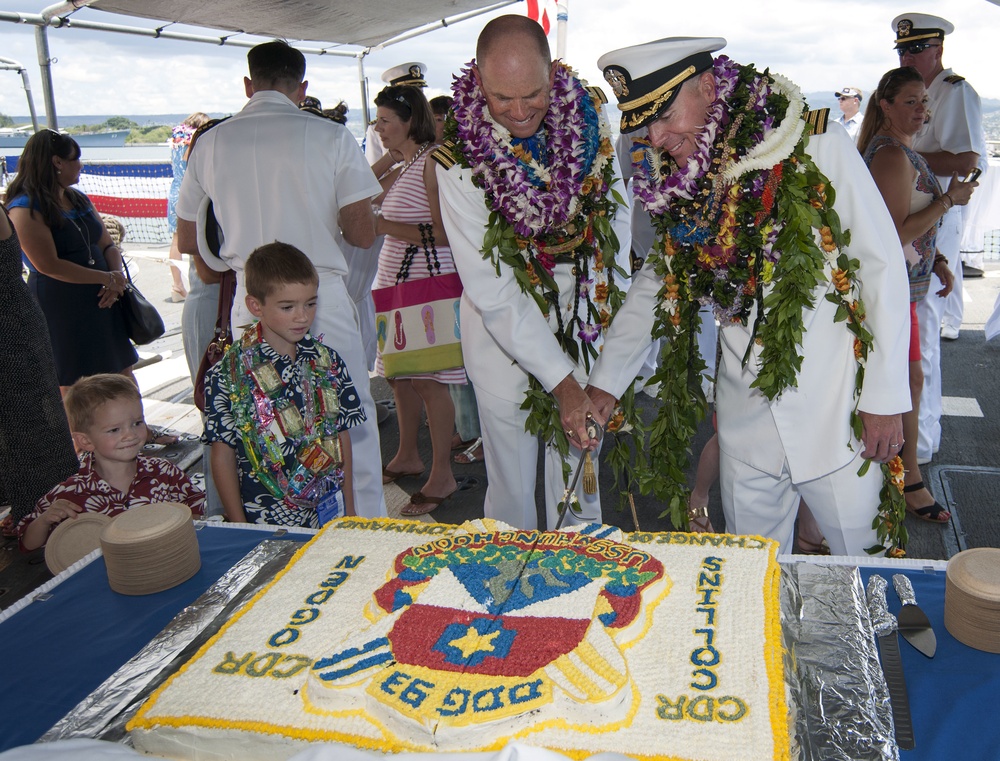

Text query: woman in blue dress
(7, 130), (136, 389)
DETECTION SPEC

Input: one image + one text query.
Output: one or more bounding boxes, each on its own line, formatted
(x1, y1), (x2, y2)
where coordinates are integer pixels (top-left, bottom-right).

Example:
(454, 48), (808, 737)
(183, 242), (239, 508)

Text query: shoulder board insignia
(187, 116), (230, 155)
(430, 141), (459, 170)
(586, 85), (608, 105)
(802, 108), (830, 137)
(944, 74), (966, 84)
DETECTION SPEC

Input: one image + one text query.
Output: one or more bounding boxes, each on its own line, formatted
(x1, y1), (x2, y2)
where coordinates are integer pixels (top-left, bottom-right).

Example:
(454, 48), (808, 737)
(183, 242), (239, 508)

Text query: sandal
(453, 438), (484, 464)
(451, 433), (477, 451)
(903, 481), (951, 523)
(797, 537), (831, 556)
(401, 490), (453, 517)
(685, 499), (715, 533)
(382, 467), (424, 485)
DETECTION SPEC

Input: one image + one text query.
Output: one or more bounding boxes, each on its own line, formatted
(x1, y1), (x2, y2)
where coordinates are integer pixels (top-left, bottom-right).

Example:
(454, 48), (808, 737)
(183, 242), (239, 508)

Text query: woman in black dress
(6, 130), (137, 390)
(0, 206), (79, 533)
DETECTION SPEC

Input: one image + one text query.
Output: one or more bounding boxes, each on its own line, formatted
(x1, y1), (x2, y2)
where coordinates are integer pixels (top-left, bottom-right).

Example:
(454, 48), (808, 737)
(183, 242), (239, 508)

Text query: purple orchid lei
(450, 60), (610, 238)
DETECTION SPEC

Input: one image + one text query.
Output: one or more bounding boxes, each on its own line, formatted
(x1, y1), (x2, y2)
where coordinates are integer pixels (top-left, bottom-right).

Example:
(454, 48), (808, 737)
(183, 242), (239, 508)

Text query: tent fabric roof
(89, 0), (511, 48)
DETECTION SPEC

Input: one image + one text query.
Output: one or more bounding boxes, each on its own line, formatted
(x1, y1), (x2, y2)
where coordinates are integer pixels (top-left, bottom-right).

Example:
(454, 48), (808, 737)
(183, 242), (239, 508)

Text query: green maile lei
(619, 59), (906, 555)
(443, 61), (632, 501)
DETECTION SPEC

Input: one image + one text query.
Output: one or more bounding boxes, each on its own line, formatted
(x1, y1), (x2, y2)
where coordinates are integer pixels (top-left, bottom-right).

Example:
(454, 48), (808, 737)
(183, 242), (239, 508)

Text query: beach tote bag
(372, 232), (463, 378)
(120, 259), (165, 345)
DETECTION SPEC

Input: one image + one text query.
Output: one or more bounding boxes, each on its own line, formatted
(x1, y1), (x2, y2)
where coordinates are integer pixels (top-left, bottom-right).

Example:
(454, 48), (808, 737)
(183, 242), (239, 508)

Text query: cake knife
(893, 573), (937, 658)
(866, 574), (915, 750)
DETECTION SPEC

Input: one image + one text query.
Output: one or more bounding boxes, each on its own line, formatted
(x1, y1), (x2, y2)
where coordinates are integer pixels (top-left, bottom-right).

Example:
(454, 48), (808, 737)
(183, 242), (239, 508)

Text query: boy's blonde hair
(245, 241), (319, 301)
(64, 374), (142, 432)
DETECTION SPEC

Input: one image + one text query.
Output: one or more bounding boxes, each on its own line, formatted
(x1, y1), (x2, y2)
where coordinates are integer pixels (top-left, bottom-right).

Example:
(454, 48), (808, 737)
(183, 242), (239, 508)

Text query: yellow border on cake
(129, 521), (790, 761)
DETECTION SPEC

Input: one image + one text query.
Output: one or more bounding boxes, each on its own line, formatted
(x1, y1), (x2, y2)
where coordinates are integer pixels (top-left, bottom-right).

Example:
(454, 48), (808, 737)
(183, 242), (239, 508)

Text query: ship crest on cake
(306, 521), (670, 741)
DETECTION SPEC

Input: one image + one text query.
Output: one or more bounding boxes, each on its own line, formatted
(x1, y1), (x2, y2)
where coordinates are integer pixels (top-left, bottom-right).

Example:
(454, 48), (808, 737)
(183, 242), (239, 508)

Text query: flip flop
(401, 490), (453, 516)
(382, 467), (424, 485)
(685, 498), (715, 533)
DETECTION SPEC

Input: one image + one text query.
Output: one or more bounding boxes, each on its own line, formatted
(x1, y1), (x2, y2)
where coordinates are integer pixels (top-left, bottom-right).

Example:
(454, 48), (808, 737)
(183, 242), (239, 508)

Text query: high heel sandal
(903, 481), (951, 523)
(686, 499), (715, 533)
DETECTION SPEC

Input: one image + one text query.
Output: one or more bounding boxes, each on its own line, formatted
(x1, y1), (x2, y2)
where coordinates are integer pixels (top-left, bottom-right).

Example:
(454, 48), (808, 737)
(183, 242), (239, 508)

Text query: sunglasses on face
(897, 42), (940, 56)
(838, 96), (854, 101)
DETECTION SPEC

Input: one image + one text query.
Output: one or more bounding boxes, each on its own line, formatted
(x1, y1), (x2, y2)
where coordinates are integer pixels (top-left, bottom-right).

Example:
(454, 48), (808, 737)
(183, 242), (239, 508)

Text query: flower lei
(444, 60), (628, 459)
(224, 323), (346, 510)
(622, 56), (906, 556)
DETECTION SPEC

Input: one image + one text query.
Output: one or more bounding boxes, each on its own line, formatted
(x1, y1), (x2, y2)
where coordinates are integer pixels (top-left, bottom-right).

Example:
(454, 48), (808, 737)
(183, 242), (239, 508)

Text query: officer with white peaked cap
(365, 63), (429, 163)
(588, 36), (911, 556)
(891, 12), (986, 468)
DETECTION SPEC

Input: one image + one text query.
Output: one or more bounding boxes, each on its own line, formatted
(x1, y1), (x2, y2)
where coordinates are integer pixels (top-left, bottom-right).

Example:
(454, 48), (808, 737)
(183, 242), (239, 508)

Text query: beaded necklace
(224, 323), (345, 508)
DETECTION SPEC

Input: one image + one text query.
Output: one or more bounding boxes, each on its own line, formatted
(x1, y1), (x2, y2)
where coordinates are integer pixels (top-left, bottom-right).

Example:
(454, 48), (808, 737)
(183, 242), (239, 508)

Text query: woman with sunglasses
(6, 129), (137, 392)
(857, 66), (977, 525)
(371, 85), (462, 515)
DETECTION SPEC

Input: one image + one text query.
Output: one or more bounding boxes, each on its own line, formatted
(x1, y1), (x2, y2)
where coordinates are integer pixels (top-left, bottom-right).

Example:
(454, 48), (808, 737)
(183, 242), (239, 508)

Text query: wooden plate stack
(44, 513), (112, 575)
(944, 547), (1000, 653)
(100, 503), (201, 596)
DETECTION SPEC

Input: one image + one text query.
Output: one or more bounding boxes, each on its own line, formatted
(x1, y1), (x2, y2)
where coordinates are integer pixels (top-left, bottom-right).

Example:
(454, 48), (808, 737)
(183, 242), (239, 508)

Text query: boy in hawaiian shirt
(205, 242), (365, 527)
(18, 374), (204, 551)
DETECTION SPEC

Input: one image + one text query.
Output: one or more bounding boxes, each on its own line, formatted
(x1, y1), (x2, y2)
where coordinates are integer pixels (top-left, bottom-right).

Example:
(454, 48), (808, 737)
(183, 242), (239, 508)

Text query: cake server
(866, 574), (915, 750)
(892, 573), (937, 658)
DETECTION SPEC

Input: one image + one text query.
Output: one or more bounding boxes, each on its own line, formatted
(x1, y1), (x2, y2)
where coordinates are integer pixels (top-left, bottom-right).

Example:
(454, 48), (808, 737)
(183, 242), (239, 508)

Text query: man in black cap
(588, 37), (911, 556)
(891, 13), (987, 468)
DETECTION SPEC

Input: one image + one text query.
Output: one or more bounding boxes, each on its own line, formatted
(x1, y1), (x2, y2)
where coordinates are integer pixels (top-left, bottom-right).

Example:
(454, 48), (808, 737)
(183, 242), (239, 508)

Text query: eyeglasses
(897, 42), (940, 56)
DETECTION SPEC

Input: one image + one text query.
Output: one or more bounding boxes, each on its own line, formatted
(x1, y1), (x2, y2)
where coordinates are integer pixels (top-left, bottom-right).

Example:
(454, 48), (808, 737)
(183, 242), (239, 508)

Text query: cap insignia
(604, 68), (629, 99)
(897, 19), (913, 38)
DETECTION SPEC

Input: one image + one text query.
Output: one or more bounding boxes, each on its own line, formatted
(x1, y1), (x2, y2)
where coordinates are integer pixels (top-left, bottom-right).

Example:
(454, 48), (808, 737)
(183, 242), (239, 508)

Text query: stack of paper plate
(100, 502), (200, 596)
(44, 512), (112, 575)
(944, 547), (1000, 653)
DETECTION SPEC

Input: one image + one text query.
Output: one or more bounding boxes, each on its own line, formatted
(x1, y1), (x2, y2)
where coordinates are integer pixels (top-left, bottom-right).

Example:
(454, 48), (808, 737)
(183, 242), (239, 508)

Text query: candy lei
(225, 324), (345, 508)
(445, 60), (628, 458)
(624, 57), (906, 556)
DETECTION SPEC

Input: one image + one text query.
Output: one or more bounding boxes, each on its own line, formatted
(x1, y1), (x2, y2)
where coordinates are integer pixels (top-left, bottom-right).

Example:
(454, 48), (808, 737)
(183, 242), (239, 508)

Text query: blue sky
(1, 0), (997, 124)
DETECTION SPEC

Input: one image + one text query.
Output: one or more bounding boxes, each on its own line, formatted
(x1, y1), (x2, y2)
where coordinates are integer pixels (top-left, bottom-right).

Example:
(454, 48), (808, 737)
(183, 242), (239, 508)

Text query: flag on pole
(525, 0), (556, 35)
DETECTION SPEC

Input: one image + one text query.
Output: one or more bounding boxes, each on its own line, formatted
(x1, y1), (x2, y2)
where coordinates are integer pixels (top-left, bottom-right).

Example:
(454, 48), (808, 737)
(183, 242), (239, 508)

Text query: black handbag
(120, 259), (165, 345)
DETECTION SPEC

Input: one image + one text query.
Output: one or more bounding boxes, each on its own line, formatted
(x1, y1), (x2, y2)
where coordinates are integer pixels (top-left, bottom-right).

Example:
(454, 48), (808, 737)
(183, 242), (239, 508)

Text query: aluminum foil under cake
(41, 546), (896, 761)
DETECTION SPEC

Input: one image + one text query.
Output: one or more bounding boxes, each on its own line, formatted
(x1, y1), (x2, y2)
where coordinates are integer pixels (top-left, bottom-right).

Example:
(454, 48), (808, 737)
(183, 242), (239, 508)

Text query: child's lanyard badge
(230, 323), (344, 513)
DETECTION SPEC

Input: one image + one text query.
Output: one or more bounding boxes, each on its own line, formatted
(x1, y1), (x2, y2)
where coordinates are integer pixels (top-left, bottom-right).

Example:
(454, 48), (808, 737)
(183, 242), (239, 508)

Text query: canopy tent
(86, 0), (512, 48)
(0, 0), (520, 128)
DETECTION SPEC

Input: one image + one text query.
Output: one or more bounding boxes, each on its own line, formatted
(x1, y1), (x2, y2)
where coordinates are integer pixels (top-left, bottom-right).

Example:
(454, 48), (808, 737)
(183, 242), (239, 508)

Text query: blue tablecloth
(1, 533), (997, 759)
(858, 569), (1000, 760)
(0, 526), (311, 751)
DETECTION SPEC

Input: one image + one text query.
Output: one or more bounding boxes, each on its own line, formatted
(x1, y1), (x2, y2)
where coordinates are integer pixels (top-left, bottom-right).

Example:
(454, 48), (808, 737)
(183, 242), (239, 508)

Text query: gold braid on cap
(618, 65), (696, 111)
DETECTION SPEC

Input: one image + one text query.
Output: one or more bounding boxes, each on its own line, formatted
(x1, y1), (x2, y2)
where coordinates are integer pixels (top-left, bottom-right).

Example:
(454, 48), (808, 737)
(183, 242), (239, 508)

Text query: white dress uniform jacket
(589, 123), (911, 552)
(176, 90), (387, 518)
(436, 147), (631, 530)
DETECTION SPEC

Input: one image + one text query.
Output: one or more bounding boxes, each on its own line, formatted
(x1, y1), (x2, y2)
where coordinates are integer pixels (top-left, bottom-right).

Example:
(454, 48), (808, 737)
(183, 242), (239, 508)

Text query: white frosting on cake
(129, 518), (789, 761)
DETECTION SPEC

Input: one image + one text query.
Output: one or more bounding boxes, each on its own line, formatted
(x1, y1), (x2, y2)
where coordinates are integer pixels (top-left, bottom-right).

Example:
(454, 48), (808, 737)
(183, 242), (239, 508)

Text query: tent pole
(34, 25), (57, 129)
(555, 0), (568, 61)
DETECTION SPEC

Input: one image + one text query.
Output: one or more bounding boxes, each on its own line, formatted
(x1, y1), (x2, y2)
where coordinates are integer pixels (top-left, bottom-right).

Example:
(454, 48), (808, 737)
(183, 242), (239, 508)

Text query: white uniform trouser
(719, 448), (881, 556)
(939, 207), (965, 332)
(474, 384), (601, 531)
(232, 272), (387, 519)
(915, 209), (962, 459)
